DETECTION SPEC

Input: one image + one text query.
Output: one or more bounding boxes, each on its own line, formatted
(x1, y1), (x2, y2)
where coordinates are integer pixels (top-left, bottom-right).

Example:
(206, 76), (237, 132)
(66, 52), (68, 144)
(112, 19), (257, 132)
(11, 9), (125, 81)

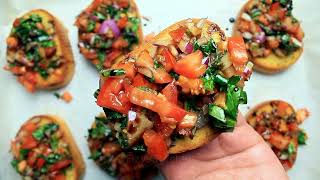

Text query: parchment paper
(0, 0), (319, 179)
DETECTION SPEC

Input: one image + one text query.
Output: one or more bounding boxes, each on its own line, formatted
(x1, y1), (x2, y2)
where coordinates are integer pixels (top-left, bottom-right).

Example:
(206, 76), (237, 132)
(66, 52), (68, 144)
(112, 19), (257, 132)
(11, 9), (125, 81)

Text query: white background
(0, 0), (319, 179)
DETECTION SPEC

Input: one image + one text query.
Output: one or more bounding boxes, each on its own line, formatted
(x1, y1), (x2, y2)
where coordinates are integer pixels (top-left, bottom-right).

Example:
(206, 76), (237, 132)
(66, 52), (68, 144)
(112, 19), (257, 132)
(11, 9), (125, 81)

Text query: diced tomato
(112, 62), (136, 79)
(161, 82), (178, 104)
(269, 132), (290, 150)
(117, 16), (128, 29)
(27, 151), (38, 166)
(136, 51), (172, 83)
(21, 135), (38, 149)
(103, 50), (122, 68)
(129, 87), (187, 121)
(80, 47), (98, 60)
(169, 27), (186, 43)
(112, 37), (129, 49)
(269, 2), (286, 20)
(142, 130), (168, 161)
(94, 22), (101, 33)
(281, 160), (293, 170)
(277, 101), (289, 116)
(21, 122), (37, 133)
(287, 122), (299, 132)
(174, 50), (206, 78)
(36, 158), (45, 169)
(97, 78), (132, 114)
(160, 47), (176, 71)
(154, 118), (174, 138)
(117, 0), (130, 8)
(227, 37), (248, 65)
(132, 74), (156, 89)
(85, 0), (103, 13)
(13, 18), (20, 27)
(49, 160), (72, 172)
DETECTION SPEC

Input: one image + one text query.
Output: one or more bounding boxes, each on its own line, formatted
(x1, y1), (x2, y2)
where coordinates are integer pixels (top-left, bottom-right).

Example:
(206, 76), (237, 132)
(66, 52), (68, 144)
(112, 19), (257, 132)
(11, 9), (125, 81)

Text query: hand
(160, 113), (288, 180)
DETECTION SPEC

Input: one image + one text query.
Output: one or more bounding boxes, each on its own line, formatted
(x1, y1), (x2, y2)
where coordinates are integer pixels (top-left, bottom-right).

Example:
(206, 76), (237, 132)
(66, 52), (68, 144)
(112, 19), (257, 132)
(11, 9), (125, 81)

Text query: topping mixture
(95, 19), (252, 163)
(75, 0), (141, 70)
(237, 0), (304, 58)
(247, 101), (309, 170)
(10, 118), (74, 179)
(5, 14), (64, 92)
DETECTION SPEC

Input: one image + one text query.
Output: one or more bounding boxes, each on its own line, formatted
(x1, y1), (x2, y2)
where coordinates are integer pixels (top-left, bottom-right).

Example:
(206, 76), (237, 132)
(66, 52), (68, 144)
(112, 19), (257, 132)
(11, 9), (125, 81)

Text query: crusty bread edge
(232, 0), (303, 74)
(20, 115), (85, 179)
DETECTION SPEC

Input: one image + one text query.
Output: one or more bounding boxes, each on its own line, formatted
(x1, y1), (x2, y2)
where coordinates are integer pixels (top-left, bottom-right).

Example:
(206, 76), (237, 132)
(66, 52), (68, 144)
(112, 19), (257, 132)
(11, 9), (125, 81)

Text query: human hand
(160, 113), (288, 180)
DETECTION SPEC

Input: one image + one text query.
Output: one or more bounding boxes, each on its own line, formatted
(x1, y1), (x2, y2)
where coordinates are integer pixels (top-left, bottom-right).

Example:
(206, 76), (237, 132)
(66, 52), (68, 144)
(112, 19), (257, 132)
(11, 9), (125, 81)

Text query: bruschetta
(10, 115), (85, 179)
(95, 18), (253, 161)
(75, 0), (143, 70)
(87, 113), (157, 179)
(246, 100), (309, 170)
(5, 9), (75, 93)
(233, 0), (304, 73)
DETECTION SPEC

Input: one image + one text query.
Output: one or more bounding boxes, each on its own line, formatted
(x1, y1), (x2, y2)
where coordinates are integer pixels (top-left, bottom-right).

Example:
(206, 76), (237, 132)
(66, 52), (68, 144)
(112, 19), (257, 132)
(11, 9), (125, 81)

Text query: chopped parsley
(298, 130), (307, 145)
(88, 120), (112, 139)
(46, 153), (62, 164)
(19, 149), (29, 159)
(87, 20), (96, 32)
(287, 142), (295, 155)
(32, 123), (59, 141)
(100, 69), (125, 77)
(193, 39), (217, 56)
(89, 150), (102, 160)
(50, 136), (59, 150)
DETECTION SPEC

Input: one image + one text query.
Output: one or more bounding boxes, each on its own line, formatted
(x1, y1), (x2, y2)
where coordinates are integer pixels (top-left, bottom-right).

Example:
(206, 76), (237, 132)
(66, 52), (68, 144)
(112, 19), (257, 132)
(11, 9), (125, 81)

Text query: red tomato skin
(36, 158), (46, 169)
(174, 50), (206, 78)
(161, 82), (178, 104)
(143, 130), (168, 161)
(227, 36), (248, 65)
(169, 27), (186, 43)
(49, 160), (72, 172)
(132, 74), (156, 90)
(21, 135), (38, 149)
(160, 48), (176, 71)
(97, 78), (131, 114)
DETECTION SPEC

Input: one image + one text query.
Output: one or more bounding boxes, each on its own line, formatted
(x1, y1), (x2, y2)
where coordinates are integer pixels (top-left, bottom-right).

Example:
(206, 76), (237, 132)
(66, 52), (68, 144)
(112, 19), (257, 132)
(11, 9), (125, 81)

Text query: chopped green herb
(193, 39), (217, 56)
(50, 136), (59, 150)
(106, 5), (118, 18)
(184, 98), (197, 111)
(103, 108), (125, 120)
(169, 71), (179, 80)
(88, 120), (111, 139)
(154, 59), (163, 69)
(93, 11), (106, 20)
(54, 92), (60, 99)
(100, 69), (126, 77)
(120, 118), (128, 129)
(40, 167), (48, 173)
(117, 132), (129, 149)
(87, 20), (96, 32)
(281, 34), (291, 44)
(250, 9), (262, 19)
(32, 123), (59, 141)
(40, 40), (55, 47)
(208, 105), (226, 122)
(46, 153), (62, 164)
(287, 142), (295, 155)
(19, 149), (29, 160)
(89, 151), (102, 160)
(298, 130), (307, 145)
(11, 159), (19, 172)
(132, 144), (146, 152)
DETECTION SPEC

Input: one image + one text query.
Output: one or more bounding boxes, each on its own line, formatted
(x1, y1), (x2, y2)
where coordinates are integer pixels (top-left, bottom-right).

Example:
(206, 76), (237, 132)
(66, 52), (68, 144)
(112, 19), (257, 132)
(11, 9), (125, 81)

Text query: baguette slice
(233, 0), (304, 74)
(75, 0), (143, 70)
(5, 9), (75, 92)
(10, 115), (85, 179)
(246, 100), (309, 170)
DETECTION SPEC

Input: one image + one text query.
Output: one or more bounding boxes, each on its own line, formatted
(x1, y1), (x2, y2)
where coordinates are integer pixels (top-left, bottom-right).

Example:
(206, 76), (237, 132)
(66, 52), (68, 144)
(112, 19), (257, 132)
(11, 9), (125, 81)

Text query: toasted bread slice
(75, 0), (143, 69)
(233, 0), (304, 74)
(246, 100), (309, 170)
(5, 9), (75, 92)
(10, 115), (85, 179)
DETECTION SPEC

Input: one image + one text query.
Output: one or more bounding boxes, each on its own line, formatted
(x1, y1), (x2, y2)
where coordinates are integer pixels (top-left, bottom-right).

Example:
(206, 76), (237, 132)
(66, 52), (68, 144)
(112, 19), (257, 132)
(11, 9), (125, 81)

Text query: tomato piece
(80, 47), (98, 60)
(21, 135), (38, 149)
(132, 74), (156, 89)
(174, 50), (206, 78)
(36, 158), (45, 169)
(154, 118), (174, 138)
(136, 51), (172, 83)
(129, 87), (187, 121)
(142, 130), (168, 161)
(269, 132), (290, 150)
(112, 37), (129, 49)
(277, 101), (289, 116)
(281, 160), (293, 171)
(112, 62), (136, 79)
(269, 2), (286, 20)
(97, 78), (132, 114)
(160, 47), (176, 71)
(27, 151), (37, 166)
(161, 82), (178, 104)
(103, 50), (122, 68)
(117, 0), (130, 8)
(117, 16), (128, 29)
(49, 160), (72, 172)
(227, 37), (248, 65)
(21, 122), (37, 133)
(169, 27), (186, 43)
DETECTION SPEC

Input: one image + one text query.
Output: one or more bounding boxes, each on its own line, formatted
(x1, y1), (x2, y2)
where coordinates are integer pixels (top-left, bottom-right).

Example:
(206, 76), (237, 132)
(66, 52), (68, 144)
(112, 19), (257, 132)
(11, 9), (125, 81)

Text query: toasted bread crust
(9, 9), (75, 90)
(17, 115), (85, 179)
(233, 0), (303, 74)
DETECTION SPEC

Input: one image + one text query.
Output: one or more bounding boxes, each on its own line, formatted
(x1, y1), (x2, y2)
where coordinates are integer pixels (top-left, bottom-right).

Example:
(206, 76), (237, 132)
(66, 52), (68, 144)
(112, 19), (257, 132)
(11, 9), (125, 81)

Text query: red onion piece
(185, 42), (194, 54)
(255, 32), (266, 44)
(90, 15), (99, 21)
(128, 110), (137, 121)
(201, 57), (209, 65)
(99, 20), (121, 38)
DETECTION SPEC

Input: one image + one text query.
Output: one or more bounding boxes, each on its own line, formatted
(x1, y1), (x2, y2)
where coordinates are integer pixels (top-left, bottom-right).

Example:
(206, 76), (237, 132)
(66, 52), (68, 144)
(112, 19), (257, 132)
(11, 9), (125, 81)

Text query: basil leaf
(208, 105), (226, 122)
(40, 40), (55, 47)
(214, 74), (228, 86)
(100, 69), (125, 77)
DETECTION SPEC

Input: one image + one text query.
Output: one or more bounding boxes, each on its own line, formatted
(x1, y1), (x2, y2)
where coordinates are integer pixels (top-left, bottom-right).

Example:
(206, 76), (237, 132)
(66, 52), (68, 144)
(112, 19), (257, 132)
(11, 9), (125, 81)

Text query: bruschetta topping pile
(237, 0), (304, 58)
(5, 14), (65, 92)
(87, 114), (157, 179)
(75, 0), (141, 69)
(95, 19), (252, 162)
(11, 118), (74, 179)
(247, 101), (309, 170)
